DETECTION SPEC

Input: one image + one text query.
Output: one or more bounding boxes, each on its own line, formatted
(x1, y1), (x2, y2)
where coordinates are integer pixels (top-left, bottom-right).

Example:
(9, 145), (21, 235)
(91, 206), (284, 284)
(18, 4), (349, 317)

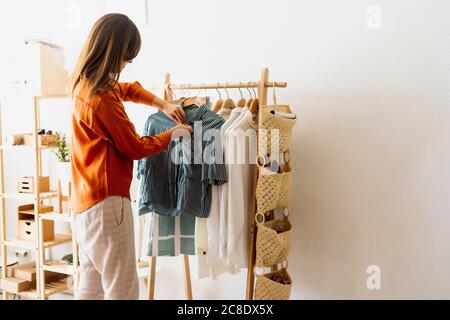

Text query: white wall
(1, 0), (449, 299)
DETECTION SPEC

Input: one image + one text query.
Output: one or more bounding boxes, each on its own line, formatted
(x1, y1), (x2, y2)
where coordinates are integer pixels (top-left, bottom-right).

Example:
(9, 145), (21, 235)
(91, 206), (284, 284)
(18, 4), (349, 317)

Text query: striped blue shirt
(137, 100), (227, 218)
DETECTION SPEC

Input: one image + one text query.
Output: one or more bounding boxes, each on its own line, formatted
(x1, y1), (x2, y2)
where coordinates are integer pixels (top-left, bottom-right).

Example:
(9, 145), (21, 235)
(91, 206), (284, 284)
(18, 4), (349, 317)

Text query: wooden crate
(18, 218), (54, 242)
(18, 176), (50, 193)
(2, 265), (67, 293)
(17, 203), (55, 242)
(23, 134), (58, 147)
(12, 262), (38, 282)
(0, 277), (33, 293)
(12, 261), (63, 282)
(3, 133), (28, 146)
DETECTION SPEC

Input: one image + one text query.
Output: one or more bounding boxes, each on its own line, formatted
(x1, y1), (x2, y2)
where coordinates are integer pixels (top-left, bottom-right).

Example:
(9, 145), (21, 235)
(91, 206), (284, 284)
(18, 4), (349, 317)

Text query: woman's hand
(151, 96), (186, 124)
(162, 101), (186, 124)
(169, 124), (193, 141)
(170, 123), (193, 134)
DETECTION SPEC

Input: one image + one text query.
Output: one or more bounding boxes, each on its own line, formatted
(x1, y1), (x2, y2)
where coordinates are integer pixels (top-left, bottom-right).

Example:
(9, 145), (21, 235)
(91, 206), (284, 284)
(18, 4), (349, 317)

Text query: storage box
(3, 133), (28, 146)
(2, 263), (67, 293)
(12, 261), (62, 282)
(23, 134), (58, 147)
(0, 277), (33, 293)
(12, 262), (37, 282)
(17, 203), (55, 242)
(18, 176), (50, 193)
(18, 218), (54, 242)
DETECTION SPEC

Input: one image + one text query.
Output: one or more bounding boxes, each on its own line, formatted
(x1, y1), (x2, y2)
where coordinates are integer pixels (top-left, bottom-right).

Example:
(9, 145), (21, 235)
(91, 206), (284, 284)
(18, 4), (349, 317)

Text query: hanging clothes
(196, 188), (239, 279)
(195, 218), (208, 257)
(194, 103), (252, 278)
(147, 212), (196, 256)
(136, 181), (196, 257)
(203, 105), (257, 269)
(218, 106), (246, 261)
(224, 110), (257, 267)
(137, 100), (227, 218)
(137, 99), (227, 258)
(217, 107), (232, 121)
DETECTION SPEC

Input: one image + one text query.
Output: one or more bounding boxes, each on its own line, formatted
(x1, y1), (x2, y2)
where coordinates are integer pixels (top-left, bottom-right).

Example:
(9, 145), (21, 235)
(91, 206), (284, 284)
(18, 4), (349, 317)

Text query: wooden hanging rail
(148, 81), (287, 90)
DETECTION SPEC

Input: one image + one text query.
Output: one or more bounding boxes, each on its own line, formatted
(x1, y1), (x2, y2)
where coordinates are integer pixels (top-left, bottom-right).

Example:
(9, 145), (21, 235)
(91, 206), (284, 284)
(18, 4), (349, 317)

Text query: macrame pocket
(256, 166), (292, 215)
(254, 266), (292, 300)
(255, 214), (292, 268)
(258, 105), (296, 158)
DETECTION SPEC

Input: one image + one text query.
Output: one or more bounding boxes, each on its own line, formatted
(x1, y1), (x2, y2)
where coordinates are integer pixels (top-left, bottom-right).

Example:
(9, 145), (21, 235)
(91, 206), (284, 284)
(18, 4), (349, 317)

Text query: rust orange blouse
(71, 80), (172, 214)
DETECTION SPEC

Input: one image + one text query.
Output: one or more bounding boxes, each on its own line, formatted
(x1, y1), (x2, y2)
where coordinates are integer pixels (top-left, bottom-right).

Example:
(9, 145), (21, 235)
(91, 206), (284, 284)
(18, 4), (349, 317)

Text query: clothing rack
(143, 67), (287, 300)
(149, 81), (287, 90)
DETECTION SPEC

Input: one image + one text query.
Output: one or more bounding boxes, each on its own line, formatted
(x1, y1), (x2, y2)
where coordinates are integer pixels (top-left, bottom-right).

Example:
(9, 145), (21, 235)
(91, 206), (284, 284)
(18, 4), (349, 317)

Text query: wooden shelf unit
(0, 145), (58, 151)
(2, 234), (74, 250)
(42, 260), (75, 276)
(39, 212), (72, 222)
(0, 95), (79, 300)
(1, 191), (59, 201)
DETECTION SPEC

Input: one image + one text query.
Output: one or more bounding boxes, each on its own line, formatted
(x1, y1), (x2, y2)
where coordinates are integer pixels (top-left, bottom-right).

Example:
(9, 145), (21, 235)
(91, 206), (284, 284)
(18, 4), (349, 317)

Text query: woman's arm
(91, 95), (192, 160)
(116, 82), (186, 124)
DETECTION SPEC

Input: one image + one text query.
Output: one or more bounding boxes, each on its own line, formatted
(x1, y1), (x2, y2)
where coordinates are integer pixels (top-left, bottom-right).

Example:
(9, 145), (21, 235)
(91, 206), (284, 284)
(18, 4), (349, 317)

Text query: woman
(69, 13), (191, 300)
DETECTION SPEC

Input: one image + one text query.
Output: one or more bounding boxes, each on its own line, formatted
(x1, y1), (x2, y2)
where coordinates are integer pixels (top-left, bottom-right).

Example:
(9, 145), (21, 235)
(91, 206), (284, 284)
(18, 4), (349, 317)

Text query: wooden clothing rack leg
(182, 255), (193, 299)
(245, 67), (270, 300)
(145, 255), (192, 300)
(145, 256), (157, 300)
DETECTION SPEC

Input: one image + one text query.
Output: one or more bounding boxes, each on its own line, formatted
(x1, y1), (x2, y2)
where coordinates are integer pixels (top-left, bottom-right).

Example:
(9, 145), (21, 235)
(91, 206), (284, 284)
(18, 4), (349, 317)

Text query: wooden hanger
(222, 98), (236, 110)
(213, 99), (223, 112)
(171, 96), (207, 108)
(187, 96), (207, 107)
(221, 85), (236, 109)
(167, 85), (207, 108)
(250, 98), (259, 114)
(212, 87), (223, 113)
(249, 86), (259, 113)
(188, 87), (209, 108)
(236, 84), (246, 108)
(245, 83), (253, 107)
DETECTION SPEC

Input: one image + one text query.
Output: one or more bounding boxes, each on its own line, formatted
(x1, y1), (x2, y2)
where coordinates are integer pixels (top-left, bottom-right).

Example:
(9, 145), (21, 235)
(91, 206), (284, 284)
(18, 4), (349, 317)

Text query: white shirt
(217, 107), (232, 121)
(197, 186), (239, 279)
(218, 107), (245, 260)
(224, 110), (257, 268)
(199, 107), (244, 278)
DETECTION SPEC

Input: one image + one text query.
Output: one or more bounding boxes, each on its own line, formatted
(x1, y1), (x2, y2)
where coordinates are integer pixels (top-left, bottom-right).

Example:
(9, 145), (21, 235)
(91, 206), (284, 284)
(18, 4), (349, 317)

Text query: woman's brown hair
(70, 13), (141, 98)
